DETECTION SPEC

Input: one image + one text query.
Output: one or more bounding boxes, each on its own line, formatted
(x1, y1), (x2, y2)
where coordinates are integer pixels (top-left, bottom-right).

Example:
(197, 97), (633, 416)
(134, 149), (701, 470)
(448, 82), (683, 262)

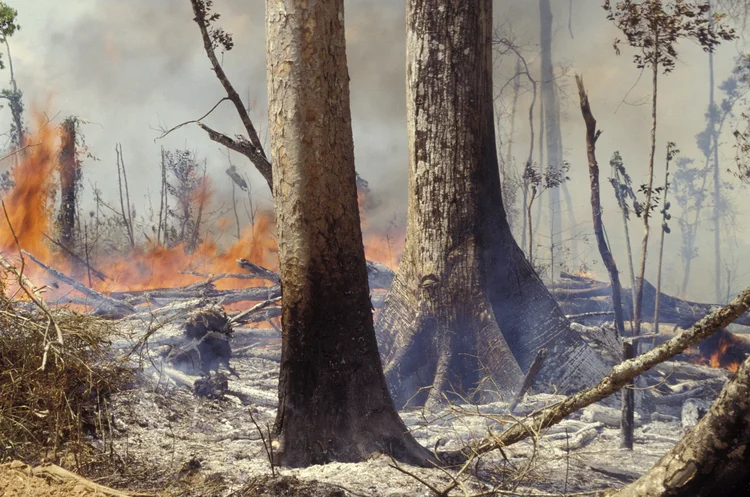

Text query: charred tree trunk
(265, 0), (431, 468)
(376, 0), (608, 409)
(603, 354), (750, 497)
(57, 118), (79, 255)
(575, 75), (625, 337)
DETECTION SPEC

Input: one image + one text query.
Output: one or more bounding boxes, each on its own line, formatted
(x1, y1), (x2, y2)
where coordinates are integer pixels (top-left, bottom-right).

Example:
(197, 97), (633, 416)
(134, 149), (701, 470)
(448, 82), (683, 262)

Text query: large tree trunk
(265, 0), (431, 468)
(603, 354), (750, 497)
(377, 0), (608, 409)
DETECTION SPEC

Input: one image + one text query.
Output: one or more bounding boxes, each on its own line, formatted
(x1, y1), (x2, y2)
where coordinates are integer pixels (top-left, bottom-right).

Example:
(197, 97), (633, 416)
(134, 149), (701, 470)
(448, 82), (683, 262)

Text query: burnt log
(554, 274), (750, 327)
(23, 250), (135, 318)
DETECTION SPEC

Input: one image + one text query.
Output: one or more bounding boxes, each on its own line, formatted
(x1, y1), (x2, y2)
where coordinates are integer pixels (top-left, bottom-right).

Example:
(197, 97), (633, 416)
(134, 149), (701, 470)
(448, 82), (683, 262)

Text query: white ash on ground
(94, 318), (732, 496)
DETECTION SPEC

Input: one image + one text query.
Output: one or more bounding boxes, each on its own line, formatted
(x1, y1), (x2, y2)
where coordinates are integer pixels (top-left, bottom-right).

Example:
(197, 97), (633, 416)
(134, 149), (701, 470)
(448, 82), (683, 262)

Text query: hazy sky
(4, 0), (750, 302)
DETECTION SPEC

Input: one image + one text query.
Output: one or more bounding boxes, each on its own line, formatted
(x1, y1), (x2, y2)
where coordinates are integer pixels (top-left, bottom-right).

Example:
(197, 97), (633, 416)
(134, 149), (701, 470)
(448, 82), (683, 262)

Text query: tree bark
(57, 118), (79, 256)
(376, 0), (607, 410)
(265, 0), (431, 468)
(575, 75), (625, 337)
(602, 354), (750, 497)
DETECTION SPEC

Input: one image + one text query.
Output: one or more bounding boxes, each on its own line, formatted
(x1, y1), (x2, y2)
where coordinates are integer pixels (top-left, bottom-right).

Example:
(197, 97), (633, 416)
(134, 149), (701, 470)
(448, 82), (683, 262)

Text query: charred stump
(166, 305), (237, 377)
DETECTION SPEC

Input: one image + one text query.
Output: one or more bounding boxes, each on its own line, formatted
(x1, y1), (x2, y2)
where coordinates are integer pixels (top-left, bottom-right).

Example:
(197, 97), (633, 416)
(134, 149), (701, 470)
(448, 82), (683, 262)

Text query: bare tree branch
(189, 0), (273, 192)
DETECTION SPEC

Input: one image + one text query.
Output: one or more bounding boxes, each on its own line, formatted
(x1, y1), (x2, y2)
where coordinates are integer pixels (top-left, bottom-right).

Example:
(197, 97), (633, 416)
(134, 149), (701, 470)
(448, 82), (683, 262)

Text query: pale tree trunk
(540, 0), (563, 277)
(633, 38), (659, 338)
(654, 150), (672, 335)
(709, 2), (722, 303)
(265, 0), (430, 468)
(377, 0), (608, 410)
(603, 354), (750, 497)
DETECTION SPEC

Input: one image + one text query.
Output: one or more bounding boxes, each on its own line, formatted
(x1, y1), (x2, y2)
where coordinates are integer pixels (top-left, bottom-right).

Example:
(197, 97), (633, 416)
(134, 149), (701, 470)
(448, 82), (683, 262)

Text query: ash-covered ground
(92, 314), (729, 497)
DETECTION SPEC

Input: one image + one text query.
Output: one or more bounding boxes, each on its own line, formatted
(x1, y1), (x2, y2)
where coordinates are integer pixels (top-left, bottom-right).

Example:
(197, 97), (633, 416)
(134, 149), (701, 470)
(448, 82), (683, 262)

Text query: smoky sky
(6, 0), (750, 302)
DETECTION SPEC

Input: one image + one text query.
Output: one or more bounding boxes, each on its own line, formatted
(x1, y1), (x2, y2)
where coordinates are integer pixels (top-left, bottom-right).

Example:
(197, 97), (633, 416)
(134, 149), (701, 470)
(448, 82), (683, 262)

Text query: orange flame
(0, 115), (401, 313)
(0, 115), (58, 261)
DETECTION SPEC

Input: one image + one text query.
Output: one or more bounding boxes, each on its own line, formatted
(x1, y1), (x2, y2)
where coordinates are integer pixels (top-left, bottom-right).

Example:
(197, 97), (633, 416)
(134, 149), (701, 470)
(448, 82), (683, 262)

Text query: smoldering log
(23, 250), (135, 318)
(554, 273), (750, 327)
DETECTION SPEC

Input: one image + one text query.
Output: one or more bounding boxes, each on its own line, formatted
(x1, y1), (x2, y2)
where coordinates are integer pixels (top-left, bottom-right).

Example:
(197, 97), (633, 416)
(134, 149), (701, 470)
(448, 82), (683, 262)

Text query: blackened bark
(377, 0), (607, 410)
(575, 75), (625, 336)
(57, 118), (79, 254)
(266, 0), (431, 468)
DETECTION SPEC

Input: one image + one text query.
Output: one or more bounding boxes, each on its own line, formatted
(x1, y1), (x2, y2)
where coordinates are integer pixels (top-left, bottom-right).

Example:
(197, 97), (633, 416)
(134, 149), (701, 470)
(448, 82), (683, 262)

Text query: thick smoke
(4, 0), (749, 302)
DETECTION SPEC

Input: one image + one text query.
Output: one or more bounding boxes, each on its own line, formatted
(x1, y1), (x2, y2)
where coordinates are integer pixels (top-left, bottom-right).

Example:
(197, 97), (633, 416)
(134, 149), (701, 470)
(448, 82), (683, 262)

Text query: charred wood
(554, 274), (750, 327)
(23, 250), (135, 318)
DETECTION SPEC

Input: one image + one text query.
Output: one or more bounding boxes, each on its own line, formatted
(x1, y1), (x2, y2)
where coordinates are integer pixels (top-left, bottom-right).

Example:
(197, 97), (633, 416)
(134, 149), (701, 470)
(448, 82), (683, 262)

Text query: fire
(708, 333), (741, 373)
(358, 180), (404, 271)
(0, 115), (277, 305)
(0, 114), (58, 261)
(691, 328), (746, 373)
(0, 114), (398, 313)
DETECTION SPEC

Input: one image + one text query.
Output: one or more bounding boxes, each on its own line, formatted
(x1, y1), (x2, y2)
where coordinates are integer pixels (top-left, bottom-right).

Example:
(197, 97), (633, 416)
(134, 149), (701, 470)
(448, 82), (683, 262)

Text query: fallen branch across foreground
(440, 284), (750, 464)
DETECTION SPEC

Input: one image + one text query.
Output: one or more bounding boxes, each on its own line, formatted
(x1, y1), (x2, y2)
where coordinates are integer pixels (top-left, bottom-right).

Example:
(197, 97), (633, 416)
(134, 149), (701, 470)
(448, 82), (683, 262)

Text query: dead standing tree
(265, 0), (431, 467)
(376, 0), (608, 410)
(575, 76), (625, 338)
(57, 117), (81, 255)
(603, 0), (735, 338)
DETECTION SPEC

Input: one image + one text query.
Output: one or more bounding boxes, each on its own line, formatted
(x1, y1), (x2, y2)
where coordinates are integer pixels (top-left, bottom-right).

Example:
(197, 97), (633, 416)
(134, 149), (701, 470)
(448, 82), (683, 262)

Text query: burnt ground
(52, 316), (726, 497)
(0, 309), (731, 497)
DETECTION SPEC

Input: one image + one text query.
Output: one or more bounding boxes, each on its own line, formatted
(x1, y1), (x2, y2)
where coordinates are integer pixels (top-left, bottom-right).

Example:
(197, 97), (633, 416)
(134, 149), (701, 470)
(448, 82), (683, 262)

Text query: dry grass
(0, 277), (133, 470)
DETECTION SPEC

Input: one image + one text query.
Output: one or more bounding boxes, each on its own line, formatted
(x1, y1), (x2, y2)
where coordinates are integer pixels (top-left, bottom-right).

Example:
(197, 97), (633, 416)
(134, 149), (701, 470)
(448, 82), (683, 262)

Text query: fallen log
(229, 296), (281, 324)
(236, 258), (281, 283)
(23, 250), (135, 318)
(366, 260), (395, 290)
(440, 283), (750, 464)
(553, 274), (750, 327)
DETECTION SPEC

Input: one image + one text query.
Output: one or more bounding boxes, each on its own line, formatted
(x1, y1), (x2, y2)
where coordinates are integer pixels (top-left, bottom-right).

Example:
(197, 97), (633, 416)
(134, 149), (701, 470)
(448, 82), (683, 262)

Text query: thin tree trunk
(58, 118), (79, 254)
(616, 166), (637, 309)
(158, 147), (166, 246)
(575, 75), (625, 336)
(115, 144), (135, 248)
(520, 67), (537, 256)
(540, 0), (562, 277)
(654, 147), (672, 335)
(265, 0), (431, 468)
(3, 38), (23, 152)
(633, 38), (659, 338)
(709, 4), (722, 303)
